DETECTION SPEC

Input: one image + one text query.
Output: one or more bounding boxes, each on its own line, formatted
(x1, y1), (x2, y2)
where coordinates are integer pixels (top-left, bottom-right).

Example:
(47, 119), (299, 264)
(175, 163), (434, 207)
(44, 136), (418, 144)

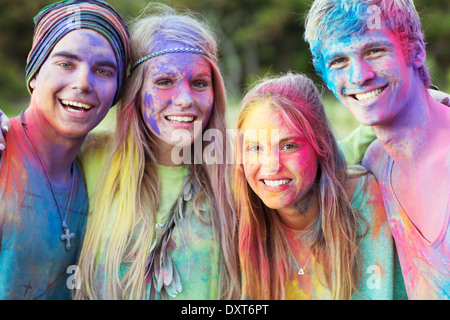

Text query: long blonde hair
(235, 72), (362, 299)
(76, 4), (239, 300)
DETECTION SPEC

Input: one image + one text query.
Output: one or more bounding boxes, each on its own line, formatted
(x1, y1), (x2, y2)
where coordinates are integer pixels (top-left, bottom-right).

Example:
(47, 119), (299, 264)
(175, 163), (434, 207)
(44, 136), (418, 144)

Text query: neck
(277, 187), (319, 230)
(22, 108), (84, 184)
(372, 85), (448, 169)
(156, 140), (194, 167)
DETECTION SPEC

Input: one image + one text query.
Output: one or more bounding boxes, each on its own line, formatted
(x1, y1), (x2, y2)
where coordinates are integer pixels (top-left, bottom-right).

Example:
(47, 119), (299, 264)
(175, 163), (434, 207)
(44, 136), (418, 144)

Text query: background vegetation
(1, 0), (449, 138)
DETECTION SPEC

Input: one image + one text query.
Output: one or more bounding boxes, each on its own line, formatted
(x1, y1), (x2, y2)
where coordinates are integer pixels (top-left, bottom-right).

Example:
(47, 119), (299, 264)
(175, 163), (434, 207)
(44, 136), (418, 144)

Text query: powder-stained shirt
(362, 142), (450, 299)
(0, 117), (88, 300)
(284, 172), (407, 300)
(338, 125), (376, 165)
(80, 132), (220, 299)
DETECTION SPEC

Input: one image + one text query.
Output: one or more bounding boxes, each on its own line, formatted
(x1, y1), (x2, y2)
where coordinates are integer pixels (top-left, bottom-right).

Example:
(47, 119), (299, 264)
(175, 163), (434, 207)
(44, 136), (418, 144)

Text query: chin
(261, 199), (290, 211)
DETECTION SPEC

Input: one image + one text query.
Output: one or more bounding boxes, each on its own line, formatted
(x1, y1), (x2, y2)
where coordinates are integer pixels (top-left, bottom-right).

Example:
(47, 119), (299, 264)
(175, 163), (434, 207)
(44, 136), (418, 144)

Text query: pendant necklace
(20, 111), (76, 250)
(287, 237), (312, 276)
(294, 250), (312, 276)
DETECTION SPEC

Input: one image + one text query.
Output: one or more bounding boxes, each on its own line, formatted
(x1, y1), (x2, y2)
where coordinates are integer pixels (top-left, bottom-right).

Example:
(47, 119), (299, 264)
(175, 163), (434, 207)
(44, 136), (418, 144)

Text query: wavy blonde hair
(76, 4), (239, 300)
(235, 72), (363, 299)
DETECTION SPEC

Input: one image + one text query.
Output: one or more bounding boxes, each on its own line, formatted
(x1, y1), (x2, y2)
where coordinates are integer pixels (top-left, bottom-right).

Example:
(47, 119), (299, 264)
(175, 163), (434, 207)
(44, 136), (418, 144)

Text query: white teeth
(167, 116), (194, 123)
(263, 179), (291, 187)
(61, 100), (93, 110)
(354, 88), (384, 101)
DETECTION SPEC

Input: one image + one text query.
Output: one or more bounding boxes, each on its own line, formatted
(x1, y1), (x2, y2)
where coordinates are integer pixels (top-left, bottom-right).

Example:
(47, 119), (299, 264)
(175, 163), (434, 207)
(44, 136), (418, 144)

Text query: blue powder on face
(143, 92), (160, 135)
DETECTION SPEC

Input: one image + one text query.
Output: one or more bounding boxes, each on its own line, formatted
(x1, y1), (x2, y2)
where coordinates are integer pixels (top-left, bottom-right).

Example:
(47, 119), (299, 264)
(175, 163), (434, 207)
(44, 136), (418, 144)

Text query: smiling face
(139, 45), (214, 153)
(240, 101), (319, 211)
(29, 29), (118, 138)
(321, 24), (419, 126)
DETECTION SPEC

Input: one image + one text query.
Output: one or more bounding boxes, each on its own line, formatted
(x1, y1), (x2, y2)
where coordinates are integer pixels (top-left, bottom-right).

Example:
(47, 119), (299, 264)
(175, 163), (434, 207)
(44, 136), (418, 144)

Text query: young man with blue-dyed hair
(305, 0), (450, 299)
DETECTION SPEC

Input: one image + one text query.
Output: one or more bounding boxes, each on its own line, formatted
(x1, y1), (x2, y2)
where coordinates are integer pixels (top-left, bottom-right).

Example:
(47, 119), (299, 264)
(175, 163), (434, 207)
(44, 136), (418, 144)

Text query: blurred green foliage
(1, 0), (448, 137)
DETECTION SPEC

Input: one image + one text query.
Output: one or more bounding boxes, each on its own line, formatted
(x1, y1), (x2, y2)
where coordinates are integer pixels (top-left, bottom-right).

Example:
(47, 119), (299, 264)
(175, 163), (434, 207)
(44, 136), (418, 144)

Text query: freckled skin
(241, 102), (319, 229)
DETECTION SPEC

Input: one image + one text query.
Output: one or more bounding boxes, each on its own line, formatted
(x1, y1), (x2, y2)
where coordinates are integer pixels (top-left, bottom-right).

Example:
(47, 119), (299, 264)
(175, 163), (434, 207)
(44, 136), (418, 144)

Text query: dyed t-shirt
(338, 125), (376, 165)
(80, 133), (220, 299)
(284, 172), (407, 299)
(362, 142), (450, 299)
(0, 117), (88, 299)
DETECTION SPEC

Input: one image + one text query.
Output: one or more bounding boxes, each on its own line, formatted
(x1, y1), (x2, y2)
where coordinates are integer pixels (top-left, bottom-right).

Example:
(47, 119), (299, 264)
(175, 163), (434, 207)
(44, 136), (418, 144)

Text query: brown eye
(192, 80), (208, 88)
(281, 143), (299, 151)
(155, 79), (172, 87)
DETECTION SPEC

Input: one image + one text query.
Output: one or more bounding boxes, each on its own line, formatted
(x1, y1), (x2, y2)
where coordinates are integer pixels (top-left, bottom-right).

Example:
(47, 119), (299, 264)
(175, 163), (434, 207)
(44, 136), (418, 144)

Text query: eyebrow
(279, 136), (303, 144)
(360, 40), (394, 52)
(51, 51), (118, 71)
(325, 40), (394, 63)
(245, 135), (301, 144)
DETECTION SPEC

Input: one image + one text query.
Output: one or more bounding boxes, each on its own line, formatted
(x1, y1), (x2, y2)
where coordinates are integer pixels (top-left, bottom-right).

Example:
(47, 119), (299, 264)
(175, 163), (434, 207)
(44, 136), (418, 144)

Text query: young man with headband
(0, 0), (129, 299)
(305, 0), (449, 299)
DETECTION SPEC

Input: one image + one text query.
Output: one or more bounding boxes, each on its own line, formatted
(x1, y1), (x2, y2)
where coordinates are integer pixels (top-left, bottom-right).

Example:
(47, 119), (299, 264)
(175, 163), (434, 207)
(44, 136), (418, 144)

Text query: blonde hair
(235, 72), (362, 299)
(76, 4), (239, 300)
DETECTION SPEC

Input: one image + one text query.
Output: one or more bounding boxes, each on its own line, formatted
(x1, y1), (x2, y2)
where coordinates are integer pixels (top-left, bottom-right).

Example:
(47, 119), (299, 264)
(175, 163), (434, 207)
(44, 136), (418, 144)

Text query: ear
(411, 40), (426, 69)
(29, 77), (37, 90)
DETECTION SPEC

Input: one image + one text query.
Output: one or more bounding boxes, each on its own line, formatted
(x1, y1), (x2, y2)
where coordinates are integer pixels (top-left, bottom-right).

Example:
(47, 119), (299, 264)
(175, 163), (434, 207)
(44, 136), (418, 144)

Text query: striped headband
(26, 0), (130, 106)
(131, 47), (217, 73)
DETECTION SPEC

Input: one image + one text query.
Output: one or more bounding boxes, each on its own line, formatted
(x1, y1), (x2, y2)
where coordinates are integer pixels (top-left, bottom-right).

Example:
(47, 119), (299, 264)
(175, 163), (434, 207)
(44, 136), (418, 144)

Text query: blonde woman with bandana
(75, 4), (239, 300)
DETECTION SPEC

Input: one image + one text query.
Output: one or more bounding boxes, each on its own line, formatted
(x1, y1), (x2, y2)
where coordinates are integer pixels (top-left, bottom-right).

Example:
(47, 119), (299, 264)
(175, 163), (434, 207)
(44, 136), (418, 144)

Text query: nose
(349, 58), (375, 86)
(173, 82), (194, 108)
(73, 66), (93, 93)
(260, 149), (280, 176)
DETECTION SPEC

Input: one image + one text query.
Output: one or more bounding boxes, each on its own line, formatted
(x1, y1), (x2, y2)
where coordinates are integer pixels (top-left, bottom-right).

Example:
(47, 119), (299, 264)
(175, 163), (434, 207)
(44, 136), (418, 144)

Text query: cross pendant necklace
(21, 112), (76, 250)
(61, 224), (75, 250)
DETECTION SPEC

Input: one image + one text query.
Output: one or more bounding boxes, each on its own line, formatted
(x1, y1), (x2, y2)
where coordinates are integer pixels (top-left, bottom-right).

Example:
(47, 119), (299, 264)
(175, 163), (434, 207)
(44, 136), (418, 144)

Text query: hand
(428, 89), (450, 106)
(0, 110), (11, 151)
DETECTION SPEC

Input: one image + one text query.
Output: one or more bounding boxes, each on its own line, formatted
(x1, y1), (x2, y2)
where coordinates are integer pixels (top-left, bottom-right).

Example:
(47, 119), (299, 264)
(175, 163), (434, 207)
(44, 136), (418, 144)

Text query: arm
(0, 111), (11, 152)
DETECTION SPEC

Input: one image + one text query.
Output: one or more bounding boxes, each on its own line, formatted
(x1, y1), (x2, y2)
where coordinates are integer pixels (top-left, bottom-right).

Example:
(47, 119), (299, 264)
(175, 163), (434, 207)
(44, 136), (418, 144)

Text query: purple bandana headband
(26, 0), (130, 106)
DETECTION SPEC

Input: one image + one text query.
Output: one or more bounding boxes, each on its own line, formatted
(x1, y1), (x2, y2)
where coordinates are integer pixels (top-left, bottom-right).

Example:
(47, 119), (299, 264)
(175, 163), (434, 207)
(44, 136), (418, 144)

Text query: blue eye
(328, 57), (347, 69)
(97, 69), (112, 77)
(58, 62), (72, 69)
(367, 48), (386, 57)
